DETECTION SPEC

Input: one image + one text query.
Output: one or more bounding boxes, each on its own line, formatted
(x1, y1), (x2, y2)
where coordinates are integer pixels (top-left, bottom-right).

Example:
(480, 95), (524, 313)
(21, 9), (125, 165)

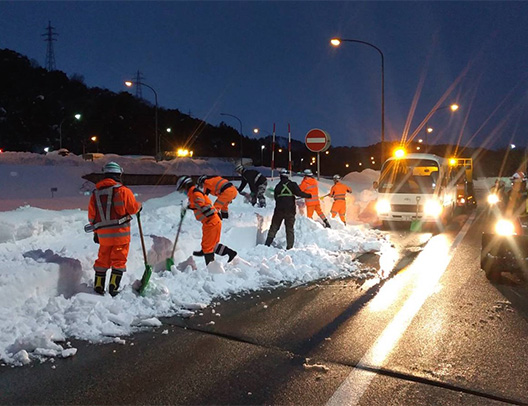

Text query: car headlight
(424, 200), (443, 217)
(495, 219), (516, 236)
(487, 194), (499, 205)
(375, 199), (391, 215)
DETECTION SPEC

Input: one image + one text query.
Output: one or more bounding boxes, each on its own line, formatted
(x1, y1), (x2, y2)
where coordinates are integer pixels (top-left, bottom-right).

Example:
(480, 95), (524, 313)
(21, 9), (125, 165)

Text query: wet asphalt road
(1, 206), (528, 405)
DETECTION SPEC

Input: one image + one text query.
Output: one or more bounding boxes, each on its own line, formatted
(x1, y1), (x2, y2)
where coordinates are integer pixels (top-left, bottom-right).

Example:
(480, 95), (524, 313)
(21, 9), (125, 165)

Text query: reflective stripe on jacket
(88, 178), (141, 246)
(299, 177), (320, 206)
(188, 186), (220, 225)
(203, 176), (234, 196)
(330, 182), (352, 201)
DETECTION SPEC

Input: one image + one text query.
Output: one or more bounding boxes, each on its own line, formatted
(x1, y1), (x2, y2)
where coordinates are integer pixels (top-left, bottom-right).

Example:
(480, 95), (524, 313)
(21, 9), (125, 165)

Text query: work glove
(217, 212), (223, 222)
(93, 233), (99, 244)
(180, 204), (188, 219)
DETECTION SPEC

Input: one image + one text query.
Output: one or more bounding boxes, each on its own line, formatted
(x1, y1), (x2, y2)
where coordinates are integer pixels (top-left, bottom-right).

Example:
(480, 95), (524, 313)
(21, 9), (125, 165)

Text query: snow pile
(0, 153), (390, 366)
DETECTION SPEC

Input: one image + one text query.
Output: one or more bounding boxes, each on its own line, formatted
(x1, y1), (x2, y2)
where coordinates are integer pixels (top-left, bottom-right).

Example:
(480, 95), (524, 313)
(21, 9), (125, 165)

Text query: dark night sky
(2, 1), (528, 150)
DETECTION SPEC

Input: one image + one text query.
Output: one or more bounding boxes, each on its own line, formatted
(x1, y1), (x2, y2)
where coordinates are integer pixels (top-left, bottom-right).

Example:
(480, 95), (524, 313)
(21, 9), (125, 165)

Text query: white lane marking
(326, 212), (477, 406)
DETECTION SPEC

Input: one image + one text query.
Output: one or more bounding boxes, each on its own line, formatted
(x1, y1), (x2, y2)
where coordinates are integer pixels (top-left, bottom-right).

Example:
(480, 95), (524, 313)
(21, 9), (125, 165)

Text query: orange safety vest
(299, 177), (320, 206)
(88, 178), (141, 246)
(188, 185), (220, 225)
(330, 182), (352, 202)
(203, 176), (234, 196)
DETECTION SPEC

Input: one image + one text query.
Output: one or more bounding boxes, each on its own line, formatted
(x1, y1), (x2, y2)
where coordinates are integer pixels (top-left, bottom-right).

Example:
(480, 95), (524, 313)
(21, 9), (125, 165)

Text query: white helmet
(303, 169), (313, 177)
(103, 161), (123, 174)
(279, 168), (289, 178)
(176, 176), (193, 191)
(333, 174), (341, 181)
(197, 175), (207, 187)
(235, 164), (245, 173)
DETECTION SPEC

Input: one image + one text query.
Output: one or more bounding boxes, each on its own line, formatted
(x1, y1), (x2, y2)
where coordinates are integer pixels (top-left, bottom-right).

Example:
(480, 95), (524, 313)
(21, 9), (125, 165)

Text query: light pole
(331, 37), (385, 164)
(125, 80), (159, 160)
(425, 103), (459, 153)
(58, 113), (81, 150)
(221, 112), (243, 160)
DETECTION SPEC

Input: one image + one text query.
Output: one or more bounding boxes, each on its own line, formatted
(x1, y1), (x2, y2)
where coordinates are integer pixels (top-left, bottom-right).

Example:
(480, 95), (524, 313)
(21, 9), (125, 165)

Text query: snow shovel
(136, 211), (153, 295)
(410, 196), (422, 232)
(166, 203), (186, 270)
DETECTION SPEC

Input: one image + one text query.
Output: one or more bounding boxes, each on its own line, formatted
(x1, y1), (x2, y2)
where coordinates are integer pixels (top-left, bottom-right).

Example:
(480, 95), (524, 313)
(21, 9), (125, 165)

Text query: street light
(125, 80), (159, 160)
(424, 103), (460, 153)
(260, 144), (265, 166)
(331, 37), (385, 164)
(58, 113), (81, 150)
(220, 113), (243, 159)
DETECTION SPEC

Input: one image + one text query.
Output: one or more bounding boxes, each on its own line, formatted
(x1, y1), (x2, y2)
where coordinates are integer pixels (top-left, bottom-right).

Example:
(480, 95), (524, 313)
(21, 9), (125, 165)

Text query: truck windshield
(379, 159), (440, 194)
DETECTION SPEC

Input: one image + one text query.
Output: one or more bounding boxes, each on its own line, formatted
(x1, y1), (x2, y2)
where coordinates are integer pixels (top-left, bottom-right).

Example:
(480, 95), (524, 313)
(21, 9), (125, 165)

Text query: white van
(375, 153), (456, 225)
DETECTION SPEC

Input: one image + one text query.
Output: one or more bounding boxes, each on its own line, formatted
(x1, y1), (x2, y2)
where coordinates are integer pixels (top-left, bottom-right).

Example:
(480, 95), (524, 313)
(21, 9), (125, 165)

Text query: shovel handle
(170, 201), (186, 257)
(137, 211), (148, 264)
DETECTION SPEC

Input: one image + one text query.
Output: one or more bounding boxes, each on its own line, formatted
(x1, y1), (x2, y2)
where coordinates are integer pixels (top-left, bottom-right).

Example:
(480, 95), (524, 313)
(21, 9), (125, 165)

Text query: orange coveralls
(202, 176), (238, 217)
(330, 181), (352, 223)
(88, 178), (141, 273)
(299, 176), (328, 221)
(188, 185), (221, 254)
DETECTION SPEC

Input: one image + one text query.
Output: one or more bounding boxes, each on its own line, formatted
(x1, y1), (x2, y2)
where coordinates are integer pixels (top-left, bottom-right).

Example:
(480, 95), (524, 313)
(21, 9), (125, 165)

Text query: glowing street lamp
(331, 37), (385, 163)
(58, 113), (81, 150)
(125, 80), (159, 159)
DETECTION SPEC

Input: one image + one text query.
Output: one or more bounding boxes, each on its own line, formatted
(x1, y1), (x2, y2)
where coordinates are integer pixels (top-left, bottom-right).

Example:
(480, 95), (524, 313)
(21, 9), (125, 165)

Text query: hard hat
(197, 175), (207, 187)
(103, 161), (123, 174)
(175, 176), (192, 191)
(512, 171), (525, 180)
(235, 164), (245, 173)
(333, 174), (341, 180)
(303, 169), (313, 177)
(279, 168), (289, 178)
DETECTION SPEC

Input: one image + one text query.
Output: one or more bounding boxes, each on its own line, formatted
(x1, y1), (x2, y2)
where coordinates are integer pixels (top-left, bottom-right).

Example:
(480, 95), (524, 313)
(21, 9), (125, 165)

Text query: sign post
(305, 129), (331, 180)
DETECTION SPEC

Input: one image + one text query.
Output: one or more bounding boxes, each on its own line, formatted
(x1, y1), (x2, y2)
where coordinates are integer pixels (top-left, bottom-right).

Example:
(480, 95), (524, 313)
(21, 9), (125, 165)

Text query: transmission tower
(42, 21), (58, 71)
(135, 70), (145, 99)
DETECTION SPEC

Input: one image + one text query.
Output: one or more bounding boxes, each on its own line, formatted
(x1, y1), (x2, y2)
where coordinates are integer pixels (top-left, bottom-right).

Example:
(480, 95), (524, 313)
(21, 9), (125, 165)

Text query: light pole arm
(336, 38), (385, 163)
(221, 113), (243, 160)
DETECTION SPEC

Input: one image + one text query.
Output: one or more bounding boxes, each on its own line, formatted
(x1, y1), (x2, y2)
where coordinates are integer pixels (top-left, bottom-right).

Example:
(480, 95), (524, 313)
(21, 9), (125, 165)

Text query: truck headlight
(495, 219), (515, 236)
(376, 199), (391, 215)
(424, 200), (443, 218)
(487, 194), (499, 205)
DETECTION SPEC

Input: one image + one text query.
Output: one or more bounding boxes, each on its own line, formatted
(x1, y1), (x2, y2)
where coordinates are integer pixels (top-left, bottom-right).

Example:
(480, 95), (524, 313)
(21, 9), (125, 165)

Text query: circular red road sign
(305, 129), (331, 153)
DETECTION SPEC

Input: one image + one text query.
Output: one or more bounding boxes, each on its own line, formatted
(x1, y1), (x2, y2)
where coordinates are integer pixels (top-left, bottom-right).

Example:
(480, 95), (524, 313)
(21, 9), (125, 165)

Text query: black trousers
(265, 210), (295, 249)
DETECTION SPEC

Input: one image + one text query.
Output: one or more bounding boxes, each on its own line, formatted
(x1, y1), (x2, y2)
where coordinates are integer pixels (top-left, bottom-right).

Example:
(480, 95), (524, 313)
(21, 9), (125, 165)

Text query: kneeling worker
(176, 176), (237, 265)
(197, 175), (238, 219)
(265, 169), (311, 250)
(88, 161), (142, 296)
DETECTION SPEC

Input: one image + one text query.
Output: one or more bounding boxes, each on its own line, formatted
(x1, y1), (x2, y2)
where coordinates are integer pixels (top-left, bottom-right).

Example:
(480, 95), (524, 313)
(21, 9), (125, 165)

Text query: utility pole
(42, 21), (58, 71)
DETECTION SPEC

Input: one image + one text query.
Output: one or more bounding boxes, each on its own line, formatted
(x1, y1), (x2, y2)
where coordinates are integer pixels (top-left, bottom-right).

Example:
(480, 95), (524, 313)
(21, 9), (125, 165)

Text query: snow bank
(0, 153), (391, 366)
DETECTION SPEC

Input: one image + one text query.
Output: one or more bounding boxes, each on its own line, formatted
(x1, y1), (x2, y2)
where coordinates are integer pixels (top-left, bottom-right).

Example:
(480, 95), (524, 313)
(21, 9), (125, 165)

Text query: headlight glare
(424, 200), (443, 217)
(495, 219), (515, 236)
(487, 194), (499, 205)
(376, 199), (391, 215)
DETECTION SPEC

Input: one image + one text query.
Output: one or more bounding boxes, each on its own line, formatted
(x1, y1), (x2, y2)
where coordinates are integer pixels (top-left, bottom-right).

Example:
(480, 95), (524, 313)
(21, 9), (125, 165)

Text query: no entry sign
(305, 129), (331, 153)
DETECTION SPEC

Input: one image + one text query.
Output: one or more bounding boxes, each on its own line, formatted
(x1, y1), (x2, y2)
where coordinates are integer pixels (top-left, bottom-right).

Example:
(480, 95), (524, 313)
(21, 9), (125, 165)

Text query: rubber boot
(193, 250), (204, 257)
(216, 244), (237, 262)
(109, 269), (123, 297)
(204, 253), (215, 265)
(94, 271), (106, 295)
(265, 237), (273, 247)
(323, 219), (331, 228)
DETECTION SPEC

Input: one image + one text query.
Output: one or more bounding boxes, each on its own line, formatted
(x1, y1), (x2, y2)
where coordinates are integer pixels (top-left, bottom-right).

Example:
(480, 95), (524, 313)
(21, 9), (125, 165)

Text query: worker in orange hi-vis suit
(88, 162), (141, 296)
(299, 169), (331, 228)
(175, 176), (237, 265)
(329, 174), (352, 225)
(197, 175), (238, 219)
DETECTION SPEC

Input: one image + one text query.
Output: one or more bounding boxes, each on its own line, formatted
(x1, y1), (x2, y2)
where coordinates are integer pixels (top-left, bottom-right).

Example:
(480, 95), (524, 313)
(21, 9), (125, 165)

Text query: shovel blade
(166, 257), (175, 271)
(138, 265), (153, 295)
(410, 220), (422, 232)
